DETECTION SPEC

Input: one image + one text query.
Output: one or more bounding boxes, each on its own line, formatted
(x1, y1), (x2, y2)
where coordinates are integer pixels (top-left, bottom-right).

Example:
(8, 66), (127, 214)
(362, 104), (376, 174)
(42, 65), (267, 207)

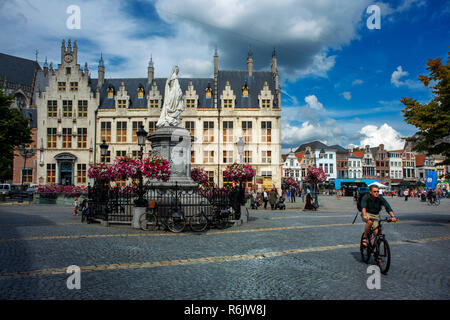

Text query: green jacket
(361, 194), (393, 215)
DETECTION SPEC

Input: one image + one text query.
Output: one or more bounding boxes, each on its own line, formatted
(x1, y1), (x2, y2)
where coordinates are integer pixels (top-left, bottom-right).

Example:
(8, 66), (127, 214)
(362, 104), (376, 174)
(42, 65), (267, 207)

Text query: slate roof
(95, 77), (215, 110)
(217, 70), (277, 108)
(0, 53), (41, 87)
(329, 144), (348, 153)
(94, 69), (277, 110)
(32, 69), (50, 104)
(294, 141), (330, 153)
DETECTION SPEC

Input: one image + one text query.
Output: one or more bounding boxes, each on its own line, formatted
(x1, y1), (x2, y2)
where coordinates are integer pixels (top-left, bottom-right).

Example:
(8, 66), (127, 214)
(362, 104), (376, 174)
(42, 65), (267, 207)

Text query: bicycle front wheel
(360, 233), (371, 263)
(434, 199), (440, 206)
(139, 212), (157, 231)
(189, 213), (208, 232)
(376, 238), (391, 274)
(166, 214), (186, 233)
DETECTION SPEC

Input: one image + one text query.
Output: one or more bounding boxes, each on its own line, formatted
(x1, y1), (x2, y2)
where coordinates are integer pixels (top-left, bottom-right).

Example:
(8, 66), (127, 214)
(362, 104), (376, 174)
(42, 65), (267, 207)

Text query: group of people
(251, 188), (283, 210)
(250, 186), (318, 211)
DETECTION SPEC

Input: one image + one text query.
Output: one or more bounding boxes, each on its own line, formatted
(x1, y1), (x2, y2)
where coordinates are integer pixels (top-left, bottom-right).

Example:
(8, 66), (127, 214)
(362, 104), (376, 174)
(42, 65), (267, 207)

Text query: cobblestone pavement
(0, 196), (448, 300)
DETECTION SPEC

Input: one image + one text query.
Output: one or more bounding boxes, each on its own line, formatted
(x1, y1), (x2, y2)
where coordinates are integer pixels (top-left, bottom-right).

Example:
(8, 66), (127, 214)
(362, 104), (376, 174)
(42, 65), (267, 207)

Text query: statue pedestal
(147, 126), (197, 190)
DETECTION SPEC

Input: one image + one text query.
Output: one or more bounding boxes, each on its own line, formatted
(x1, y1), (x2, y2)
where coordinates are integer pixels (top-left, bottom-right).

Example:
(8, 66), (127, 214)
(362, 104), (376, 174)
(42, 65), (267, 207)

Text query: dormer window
(242, 84), (249, 97)
(205, 86), (212, 99)
(137, 87), (144, 99)
(107, 87), (114, 98)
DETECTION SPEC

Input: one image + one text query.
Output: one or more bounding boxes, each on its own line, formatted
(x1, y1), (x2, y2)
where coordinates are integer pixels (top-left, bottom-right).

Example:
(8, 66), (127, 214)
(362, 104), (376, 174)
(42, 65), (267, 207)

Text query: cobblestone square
(0, 196), (448, 300)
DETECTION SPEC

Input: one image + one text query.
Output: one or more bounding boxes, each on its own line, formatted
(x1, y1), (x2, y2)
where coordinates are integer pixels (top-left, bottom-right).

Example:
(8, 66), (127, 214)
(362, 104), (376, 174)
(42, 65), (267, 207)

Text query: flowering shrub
(191, 167), (209, 186)
(35, 185), (88, 198)
(140, 155), (171, 182)
(87, 163), (113, 181)
(283, 177), (300, 189)
(303, 167), (326, 185)
(88, 155), (171, 183)
(223, 163), (256, 183)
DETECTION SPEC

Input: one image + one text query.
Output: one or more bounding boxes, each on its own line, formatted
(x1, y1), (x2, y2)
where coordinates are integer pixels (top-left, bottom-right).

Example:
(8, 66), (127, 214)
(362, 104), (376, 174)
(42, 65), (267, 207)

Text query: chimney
(247, 47), (253, 76)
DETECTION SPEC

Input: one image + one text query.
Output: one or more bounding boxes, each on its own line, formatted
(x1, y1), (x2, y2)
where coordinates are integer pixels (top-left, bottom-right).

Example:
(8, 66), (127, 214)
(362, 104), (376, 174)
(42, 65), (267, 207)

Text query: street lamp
(18, 146), (35, 190)
(100, 140), (109, 163)
(237, 136), (245, 163)
(135, 125), (148, 207)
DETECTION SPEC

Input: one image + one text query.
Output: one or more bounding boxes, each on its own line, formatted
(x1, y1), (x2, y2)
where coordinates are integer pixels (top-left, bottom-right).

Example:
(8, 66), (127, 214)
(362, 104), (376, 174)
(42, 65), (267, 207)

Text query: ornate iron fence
(87, 182), (243, 224)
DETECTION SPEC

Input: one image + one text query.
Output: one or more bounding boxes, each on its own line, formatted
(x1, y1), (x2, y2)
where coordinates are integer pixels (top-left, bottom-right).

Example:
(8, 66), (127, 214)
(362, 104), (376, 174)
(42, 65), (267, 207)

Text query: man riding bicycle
(361, 185), (397, 246)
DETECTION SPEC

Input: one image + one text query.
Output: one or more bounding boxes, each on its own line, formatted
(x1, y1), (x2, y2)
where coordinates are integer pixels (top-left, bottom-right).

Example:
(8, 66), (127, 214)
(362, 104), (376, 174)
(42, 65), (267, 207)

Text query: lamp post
(100, 140), (109, 164)
(18, 146), (35, 191)
(237, 136), (245, 164)
(135, 125), (148, 207)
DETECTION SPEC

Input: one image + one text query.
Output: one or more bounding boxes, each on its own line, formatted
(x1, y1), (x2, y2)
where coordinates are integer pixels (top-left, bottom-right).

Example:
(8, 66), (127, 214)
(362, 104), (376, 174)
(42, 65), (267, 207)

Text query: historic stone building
(362, 145), (376, 179)
(34, 40), (282, 190)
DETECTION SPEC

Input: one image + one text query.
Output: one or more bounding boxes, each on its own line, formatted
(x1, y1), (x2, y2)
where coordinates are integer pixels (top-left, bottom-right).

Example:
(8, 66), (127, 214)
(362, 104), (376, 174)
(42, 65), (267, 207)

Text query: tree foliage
(401, 52), (450, 165)
(0, 86), (32, 181)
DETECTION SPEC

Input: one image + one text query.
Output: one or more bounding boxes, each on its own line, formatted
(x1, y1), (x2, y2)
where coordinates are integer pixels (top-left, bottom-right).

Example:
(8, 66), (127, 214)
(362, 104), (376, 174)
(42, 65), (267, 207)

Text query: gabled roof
(0, 53), (41, 87)
(281, 154), (288, 162)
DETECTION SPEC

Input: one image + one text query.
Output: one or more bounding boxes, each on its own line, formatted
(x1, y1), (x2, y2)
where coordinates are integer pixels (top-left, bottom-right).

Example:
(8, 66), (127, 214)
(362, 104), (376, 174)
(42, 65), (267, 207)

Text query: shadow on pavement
(0, 205), (58, 299)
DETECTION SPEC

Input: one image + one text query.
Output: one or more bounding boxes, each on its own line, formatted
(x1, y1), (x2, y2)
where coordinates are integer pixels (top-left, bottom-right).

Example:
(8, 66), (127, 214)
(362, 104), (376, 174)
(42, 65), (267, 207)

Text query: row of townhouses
(1, 40), (283, 191)
(282, 140), (449, 188)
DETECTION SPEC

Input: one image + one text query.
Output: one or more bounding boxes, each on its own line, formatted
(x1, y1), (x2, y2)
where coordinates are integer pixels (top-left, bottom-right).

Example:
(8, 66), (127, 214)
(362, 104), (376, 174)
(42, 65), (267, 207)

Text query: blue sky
(1, 0), (448, 152)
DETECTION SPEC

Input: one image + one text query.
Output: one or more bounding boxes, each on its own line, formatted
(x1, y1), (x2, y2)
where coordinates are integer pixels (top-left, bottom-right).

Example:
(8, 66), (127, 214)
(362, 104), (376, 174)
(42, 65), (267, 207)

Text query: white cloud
(352, 79), (363, 86)
(390, 65), (423, 90)
(358, 123), (405, 150)
(391, 66), (409, 87)
(304, 95), (323, 110)
(342, 91), (352, 100)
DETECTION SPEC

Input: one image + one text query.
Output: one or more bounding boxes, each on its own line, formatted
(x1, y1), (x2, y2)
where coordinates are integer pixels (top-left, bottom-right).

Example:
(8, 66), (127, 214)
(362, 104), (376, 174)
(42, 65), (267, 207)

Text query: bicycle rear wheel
(139, 212), (157, 231)
(360, 233), (371, 263)
(376, 238), (391, 274)
(166, 214), (186, 233)
(189, 212), (208, 232)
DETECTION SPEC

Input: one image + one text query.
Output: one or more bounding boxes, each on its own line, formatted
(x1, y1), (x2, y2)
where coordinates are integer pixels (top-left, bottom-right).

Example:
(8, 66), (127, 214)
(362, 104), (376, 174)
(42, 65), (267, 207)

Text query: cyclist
(361, 185), (397, 246)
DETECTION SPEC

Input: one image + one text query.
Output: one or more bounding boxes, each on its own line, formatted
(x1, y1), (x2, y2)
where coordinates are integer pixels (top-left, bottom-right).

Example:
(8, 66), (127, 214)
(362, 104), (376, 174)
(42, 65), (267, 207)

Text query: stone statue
(157, 66), (185, 128)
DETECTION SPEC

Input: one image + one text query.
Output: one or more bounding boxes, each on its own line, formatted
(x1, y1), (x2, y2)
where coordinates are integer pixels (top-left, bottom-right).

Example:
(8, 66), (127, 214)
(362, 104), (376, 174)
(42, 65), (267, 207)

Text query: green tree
(401, 52), (450, 165)
(0, 85), (32, 181)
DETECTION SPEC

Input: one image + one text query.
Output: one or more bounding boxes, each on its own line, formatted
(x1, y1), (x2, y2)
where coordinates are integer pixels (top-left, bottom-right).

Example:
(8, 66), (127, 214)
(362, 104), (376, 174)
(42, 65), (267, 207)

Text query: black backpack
(356, 193), (369, 212)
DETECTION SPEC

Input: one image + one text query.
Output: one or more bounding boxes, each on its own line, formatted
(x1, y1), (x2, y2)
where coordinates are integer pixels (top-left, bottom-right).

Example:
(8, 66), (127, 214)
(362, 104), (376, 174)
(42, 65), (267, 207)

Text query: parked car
(0, 184), (12, 197)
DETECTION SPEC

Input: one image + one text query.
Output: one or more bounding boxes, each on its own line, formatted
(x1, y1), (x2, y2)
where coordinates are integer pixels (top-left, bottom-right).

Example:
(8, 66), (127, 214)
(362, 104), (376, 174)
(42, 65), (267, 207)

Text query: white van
(0, 184), (12, 196)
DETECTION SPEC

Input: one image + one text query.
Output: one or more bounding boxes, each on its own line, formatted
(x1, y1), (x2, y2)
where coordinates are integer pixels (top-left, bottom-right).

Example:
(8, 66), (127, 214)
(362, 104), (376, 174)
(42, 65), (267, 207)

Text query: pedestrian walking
(73, 197), (80, 216)
(404, 189), (409, 201)
(269, 188), (278, 210)
(263, 189), (268, 209)
(290, 187), (296, 202)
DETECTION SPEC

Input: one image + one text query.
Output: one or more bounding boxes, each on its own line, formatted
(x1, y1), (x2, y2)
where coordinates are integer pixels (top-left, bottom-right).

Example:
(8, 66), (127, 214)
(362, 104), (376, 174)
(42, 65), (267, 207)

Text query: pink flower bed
(223, 163), (256, 183)
(88, 155), (171, 182)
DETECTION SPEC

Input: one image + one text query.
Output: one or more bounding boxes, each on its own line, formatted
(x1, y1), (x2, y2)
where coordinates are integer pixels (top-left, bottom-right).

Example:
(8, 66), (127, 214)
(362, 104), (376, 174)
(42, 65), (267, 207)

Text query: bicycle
(189, 205), (233, 232)
(360, 216), (397, 274)
(138, 200), (186, 233)
(427, 198), (440, 206)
